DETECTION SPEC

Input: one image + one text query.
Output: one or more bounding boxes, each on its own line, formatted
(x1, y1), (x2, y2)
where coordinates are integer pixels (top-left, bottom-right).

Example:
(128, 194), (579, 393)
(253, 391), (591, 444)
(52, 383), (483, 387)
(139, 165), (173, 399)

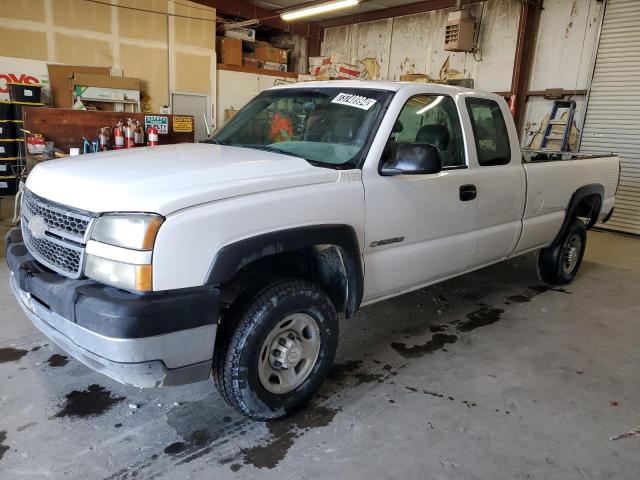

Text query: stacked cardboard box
(218, 34), (288, 73)
(301, 53), (364, 81)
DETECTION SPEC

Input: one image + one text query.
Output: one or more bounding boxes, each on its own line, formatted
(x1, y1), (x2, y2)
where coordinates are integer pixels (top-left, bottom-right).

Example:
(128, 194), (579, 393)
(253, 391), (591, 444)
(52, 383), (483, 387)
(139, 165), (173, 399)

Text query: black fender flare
(206, 224), (364, 316)
(552, 183), (604, 245)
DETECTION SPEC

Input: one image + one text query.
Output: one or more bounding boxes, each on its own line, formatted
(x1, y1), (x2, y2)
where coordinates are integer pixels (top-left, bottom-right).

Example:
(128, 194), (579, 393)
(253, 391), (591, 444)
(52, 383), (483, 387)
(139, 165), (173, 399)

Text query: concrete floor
(0, 230), (638, 479)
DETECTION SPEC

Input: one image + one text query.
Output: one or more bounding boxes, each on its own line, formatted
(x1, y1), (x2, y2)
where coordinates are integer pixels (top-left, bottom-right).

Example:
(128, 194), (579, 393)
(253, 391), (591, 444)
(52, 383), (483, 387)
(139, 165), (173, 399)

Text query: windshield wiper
(202, 138), (227, 145)
(240, 144), (308, 160)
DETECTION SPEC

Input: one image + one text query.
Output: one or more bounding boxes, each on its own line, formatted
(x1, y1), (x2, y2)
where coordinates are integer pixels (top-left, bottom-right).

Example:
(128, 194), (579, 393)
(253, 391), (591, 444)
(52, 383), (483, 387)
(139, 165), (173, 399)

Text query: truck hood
(26, 143), (339, 215)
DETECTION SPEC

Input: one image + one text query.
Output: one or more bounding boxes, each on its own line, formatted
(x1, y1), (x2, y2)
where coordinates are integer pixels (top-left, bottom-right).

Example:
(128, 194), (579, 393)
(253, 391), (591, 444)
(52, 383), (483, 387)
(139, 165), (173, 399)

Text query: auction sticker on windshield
(331, 93), (377, 110)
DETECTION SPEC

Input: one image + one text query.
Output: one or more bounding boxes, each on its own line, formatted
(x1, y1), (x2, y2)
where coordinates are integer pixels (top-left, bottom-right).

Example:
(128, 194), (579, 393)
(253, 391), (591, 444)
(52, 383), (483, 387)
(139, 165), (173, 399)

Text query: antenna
(203, 112), (211, 138)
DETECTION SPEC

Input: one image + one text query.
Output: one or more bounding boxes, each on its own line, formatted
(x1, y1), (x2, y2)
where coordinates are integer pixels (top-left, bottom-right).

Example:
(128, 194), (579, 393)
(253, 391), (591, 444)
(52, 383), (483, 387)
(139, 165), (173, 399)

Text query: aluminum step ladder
(540, 100), (576, 152)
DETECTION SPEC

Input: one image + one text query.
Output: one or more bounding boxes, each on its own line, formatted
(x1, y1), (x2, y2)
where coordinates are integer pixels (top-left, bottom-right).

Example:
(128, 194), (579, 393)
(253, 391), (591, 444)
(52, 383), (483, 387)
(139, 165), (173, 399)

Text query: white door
(362, 94), (477, 302)
(464, 96), (526, 266)
(171, 92), (210, 142)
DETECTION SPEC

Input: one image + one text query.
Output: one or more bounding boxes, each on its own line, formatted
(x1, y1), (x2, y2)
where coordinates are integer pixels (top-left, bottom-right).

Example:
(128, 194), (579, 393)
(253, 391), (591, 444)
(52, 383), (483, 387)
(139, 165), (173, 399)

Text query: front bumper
(5, 227), (219, 388)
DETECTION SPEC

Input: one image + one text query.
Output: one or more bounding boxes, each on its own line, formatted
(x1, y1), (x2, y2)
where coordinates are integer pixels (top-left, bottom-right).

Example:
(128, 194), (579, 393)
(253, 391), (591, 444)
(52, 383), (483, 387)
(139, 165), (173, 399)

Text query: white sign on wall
(0, 56), (51, 103)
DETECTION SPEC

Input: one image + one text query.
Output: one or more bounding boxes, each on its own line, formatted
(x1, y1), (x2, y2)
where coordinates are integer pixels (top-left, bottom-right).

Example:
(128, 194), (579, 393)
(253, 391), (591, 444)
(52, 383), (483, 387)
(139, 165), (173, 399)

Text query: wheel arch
(552, 183), (603, 245)
(206, 225), (364, 318)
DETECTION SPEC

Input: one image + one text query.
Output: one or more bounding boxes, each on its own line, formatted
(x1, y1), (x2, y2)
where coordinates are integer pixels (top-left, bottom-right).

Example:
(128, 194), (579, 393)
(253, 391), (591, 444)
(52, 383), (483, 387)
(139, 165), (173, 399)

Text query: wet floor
(0, 231), (639, 479)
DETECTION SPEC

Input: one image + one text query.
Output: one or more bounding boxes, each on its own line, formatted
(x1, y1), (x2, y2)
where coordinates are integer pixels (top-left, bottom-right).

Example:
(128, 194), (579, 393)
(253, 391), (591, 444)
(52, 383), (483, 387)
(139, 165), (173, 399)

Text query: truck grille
(21, 189), (95, 279)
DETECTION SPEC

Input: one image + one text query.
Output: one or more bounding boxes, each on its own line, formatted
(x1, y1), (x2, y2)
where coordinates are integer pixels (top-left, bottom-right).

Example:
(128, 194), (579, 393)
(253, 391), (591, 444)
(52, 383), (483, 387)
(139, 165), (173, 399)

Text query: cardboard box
(242, 56), (261, 68)
(71, 73), (140, 91)
(253, 46), (287, 64)
(224, 108), (239, 121)
(71, 74), (140, 103)
(224, 27), (255, 42)
(309, 56), (331, 67)
(217, 37), (243, 65)
(400, 73), (431, 82)
(261, 61), (287, 73)
(48, 64), (111, 108)
(334, 63), (361, 79)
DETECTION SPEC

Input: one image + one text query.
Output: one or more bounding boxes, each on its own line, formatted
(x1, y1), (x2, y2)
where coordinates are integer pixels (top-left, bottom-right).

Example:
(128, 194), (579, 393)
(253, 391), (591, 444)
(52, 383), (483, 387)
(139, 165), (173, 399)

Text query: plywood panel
(1, 0), (45, 22)
(54, 33), (113, 67)
(120, 44), (168, 112)
(387, 13), (431, 81)
(0, 27), (47, 60)
(175, 52), (211, 94)
(52, 0), (111, 34)
(355, 19), (393, 80)
(118, 0), (168, 42)
(529, 0), (603, 91)
(473, 0), (520, 92)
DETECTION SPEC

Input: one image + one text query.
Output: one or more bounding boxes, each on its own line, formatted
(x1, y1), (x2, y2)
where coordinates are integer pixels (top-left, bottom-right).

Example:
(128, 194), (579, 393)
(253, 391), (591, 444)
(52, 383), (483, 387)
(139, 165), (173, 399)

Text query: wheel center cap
(287, 346), (301, 364)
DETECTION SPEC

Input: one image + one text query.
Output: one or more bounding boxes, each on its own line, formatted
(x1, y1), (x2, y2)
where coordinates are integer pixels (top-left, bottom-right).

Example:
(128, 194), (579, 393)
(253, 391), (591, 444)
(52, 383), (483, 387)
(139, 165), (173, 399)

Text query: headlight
(90, 214), (164, 250)
(85, 255), (153, 292)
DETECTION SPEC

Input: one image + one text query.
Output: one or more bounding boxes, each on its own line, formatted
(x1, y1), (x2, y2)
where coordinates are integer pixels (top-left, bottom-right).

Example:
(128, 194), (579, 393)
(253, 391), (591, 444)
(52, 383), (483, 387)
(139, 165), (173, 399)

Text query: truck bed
(515, 154), (619, 253)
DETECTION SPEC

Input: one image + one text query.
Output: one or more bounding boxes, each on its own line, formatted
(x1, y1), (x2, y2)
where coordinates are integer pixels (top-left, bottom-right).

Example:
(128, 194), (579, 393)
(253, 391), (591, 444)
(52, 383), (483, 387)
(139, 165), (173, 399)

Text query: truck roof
(270, 80), (480, 95)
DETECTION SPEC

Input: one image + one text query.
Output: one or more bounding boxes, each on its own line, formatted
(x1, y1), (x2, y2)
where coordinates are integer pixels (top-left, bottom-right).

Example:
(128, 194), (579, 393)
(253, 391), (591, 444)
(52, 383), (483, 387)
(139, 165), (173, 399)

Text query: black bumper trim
(5, 227), (220, 339)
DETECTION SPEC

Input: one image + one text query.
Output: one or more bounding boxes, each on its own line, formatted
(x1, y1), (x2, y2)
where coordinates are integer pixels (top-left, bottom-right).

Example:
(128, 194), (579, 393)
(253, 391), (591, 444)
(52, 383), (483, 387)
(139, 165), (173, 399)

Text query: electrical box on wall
(444, 10), (476, 52)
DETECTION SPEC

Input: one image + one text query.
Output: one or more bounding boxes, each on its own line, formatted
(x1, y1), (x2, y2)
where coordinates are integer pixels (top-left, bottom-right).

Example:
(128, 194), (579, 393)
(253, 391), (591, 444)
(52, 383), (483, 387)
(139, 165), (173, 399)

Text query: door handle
(459, 184), (477, 201)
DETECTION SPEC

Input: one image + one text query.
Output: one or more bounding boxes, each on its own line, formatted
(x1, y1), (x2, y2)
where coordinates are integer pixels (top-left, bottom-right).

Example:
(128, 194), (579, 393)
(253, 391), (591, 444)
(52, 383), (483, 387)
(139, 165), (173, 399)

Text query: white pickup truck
(6, 81), (619, 420)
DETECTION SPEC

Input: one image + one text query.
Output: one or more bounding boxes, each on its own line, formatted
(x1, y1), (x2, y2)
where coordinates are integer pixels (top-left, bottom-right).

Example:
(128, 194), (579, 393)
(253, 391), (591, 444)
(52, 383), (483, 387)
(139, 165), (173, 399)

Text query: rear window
(465, 98), (511, 166)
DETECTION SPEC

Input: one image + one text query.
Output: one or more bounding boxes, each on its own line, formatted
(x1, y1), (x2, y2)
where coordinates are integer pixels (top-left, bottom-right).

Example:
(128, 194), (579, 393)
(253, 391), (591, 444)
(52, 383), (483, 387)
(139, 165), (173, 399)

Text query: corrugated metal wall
(581, 0), (640, 235)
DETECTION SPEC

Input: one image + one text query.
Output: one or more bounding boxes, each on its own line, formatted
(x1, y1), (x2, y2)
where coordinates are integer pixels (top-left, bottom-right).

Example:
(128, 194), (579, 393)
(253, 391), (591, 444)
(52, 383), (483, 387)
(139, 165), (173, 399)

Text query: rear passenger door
(464, 97), (526, 267)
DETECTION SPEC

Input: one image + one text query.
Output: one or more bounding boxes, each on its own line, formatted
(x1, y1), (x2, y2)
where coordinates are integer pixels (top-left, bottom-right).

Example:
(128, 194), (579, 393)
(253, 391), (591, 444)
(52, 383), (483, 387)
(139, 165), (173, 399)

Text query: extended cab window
(465, 98), (511, 166)
(383, 95), (466, 168)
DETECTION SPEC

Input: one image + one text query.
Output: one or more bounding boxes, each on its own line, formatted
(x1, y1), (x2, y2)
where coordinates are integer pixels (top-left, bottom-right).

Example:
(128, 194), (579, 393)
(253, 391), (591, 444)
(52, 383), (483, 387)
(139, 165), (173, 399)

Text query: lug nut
(287, 333), (295, 340)
(272, 350), (281, 357)
(274, 360), (282, 367)
(278, 338), (287, 346)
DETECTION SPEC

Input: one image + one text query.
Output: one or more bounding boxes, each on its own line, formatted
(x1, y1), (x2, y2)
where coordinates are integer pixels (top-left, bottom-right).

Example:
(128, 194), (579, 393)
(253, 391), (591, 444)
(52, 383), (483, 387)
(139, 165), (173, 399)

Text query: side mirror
(381, 143), (443, 176)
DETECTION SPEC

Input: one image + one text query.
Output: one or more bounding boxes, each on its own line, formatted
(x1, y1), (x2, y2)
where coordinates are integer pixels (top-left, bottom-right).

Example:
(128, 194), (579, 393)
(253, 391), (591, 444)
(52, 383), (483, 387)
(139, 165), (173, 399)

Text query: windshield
(208, 88), (393, 168)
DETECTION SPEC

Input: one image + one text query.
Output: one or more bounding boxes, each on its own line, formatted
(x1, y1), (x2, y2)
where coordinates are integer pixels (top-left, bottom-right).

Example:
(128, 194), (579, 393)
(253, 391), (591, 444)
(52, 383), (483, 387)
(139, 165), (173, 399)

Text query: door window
(383, 95), (466, 168)
(465, 98), (511, 166)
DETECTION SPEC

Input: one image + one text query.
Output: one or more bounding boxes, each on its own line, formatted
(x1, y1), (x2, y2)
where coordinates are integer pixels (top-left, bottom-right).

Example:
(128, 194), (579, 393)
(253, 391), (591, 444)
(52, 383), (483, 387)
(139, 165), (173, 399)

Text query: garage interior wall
(0, 0), (216, 114)
(322, 0), (604, 147)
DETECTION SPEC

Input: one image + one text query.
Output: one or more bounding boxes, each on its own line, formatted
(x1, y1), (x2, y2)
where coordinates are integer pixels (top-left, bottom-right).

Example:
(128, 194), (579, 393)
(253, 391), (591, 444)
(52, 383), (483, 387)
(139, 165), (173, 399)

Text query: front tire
(537, 220), (587, 285)
(213, 279), (338, 420)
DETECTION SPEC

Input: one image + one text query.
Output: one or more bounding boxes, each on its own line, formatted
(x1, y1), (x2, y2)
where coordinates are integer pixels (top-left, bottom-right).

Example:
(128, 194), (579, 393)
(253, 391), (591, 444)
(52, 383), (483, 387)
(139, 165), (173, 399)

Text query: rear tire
(537, 220), (587, 285)
(212, 279), (338, 420)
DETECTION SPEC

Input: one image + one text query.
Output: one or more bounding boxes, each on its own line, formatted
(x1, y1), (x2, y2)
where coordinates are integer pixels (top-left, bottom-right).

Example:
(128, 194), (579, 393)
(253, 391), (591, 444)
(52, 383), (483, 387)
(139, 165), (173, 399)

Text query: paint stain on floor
(0, 347), (28, 363)
(458, 306), (505, 332)
(47, 354), (69, 367)
(391, 333), (458, 359)
(54, 385), (125, 418)
(239, 404), (339, 470)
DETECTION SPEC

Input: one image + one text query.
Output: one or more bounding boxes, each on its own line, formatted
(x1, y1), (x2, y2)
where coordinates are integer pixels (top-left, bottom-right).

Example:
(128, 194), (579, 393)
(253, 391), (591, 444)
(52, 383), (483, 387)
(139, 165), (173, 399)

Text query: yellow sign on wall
(173, 115), (194, 133)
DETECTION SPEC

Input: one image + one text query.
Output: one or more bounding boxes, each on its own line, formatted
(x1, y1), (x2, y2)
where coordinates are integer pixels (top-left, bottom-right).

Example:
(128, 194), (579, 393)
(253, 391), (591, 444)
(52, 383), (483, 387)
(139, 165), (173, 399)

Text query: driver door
(362, 94), (478, 302)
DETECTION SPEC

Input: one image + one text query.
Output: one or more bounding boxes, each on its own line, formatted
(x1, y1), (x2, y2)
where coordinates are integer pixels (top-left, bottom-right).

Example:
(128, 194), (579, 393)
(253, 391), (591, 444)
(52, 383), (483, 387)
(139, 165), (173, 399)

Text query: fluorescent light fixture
(416, 96), (444, 115)
(281, 0), (359, 21)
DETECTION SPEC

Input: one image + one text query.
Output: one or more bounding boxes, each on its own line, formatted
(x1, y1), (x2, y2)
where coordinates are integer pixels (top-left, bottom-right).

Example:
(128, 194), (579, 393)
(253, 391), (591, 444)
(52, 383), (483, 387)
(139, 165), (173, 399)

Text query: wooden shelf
(217, 63), (299, 79)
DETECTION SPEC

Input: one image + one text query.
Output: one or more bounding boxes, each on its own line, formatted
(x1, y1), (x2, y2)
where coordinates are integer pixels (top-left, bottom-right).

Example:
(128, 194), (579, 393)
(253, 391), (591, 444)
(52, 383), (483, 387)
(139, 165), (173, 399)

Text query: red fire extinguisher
(98, 127), (110, 151)
(124, 119), (136, 149)
(147, 125), (158, 146)
(113, 122), (125, 150)
(134, 120), (145, 147)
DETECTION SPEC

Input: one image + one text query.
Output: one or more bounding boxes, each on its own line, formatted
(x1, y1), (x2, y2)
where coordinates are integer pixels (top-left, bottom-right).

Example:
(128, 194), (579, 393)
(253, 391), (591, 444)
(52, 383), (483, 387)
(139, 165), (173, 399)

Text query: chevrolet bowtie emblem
(29, 216), (47, 239)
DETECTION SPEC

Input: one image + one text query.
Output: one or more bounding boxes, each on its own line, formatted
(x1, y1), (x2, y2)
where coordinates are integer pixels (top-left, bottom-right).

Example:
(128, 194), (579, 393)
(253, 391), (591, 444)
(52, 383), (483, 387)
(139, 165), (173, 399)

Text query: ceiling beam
(316, 0), (484, 29)
(191, 0), (323, 40)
